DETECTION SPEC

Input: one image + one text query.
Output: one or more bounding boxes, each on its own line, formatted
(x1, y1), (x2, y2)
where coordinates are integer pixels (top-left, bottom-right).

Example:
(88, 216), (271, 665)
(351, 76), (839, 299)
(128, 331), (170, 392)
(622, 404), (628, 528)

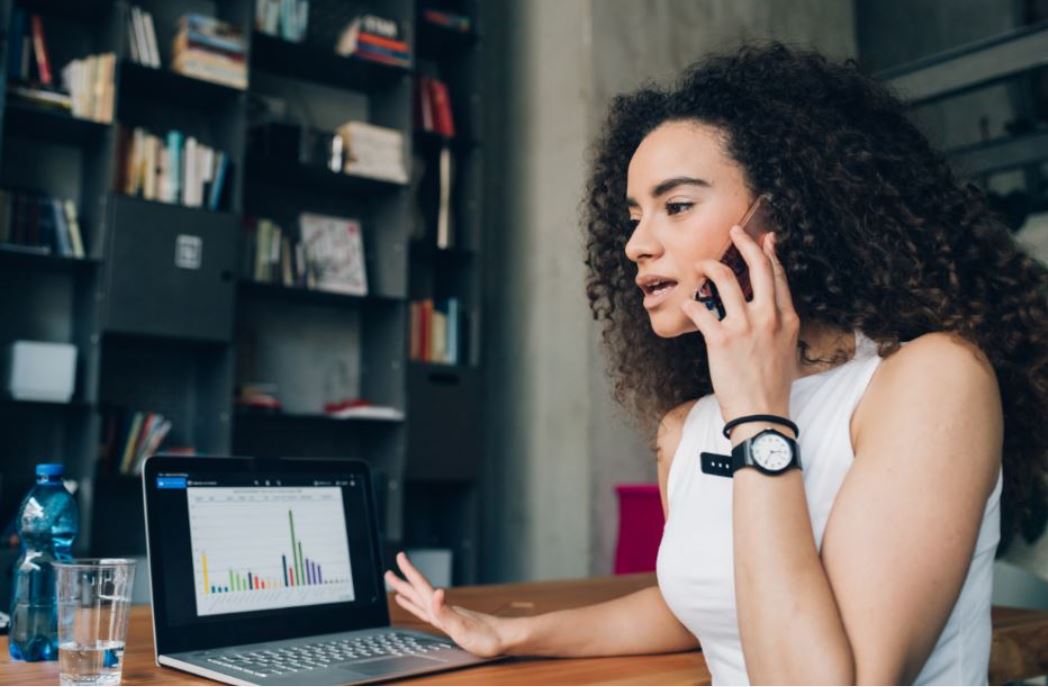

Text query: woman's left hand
(680, 226), (801, 429)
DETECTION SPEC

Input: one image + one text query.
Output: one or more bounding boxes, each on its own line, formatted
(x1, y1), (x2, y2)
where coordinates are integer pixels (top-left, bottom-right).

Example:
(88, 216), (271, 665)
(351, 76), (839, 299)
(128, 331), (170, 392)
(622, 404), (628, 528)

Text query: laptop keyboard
(204, 630), (458, 679)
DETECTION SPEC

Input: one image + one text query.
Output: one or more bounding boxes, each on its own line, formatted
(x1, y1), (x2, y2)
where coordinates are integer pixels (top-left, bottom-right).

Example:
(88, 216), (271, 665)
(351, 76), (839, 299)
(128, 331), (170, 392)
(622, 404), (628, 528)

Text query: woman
(385, 43), (1048, 684)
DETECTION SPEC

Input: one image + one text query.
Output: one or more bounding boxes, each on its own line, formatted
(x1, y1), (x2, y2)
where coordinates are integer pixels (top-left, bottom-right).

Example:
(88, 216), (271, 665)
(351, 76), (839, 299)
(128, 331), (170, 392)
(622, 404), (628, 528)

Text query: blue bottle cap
(36, 463), (64, 477)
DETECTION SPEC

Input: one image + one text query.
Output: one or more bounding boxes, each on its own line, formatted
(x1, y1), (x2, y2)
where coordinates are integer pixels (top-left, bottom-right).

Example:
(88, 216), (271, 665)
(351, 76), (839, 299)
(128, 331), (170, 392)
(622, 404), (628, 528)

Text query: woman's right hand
(384, 552), (510, 658)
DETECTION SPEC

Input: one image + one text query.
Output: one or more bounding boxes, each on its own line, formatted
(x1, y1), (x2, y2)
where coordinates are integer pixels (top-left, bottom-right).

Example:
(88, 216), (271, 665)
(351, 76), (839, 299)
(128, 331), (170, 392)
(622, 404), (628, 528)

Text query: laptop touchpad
(340, 655), (447, 677)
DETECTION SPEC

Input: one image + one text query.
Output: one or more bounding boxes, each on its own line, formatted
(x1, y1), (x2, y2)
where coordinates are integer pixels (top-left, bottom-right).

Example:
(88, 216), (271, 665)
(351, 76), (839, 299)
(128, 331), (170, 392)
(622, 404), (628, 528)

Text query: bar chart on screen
(187, 486), (356, 616)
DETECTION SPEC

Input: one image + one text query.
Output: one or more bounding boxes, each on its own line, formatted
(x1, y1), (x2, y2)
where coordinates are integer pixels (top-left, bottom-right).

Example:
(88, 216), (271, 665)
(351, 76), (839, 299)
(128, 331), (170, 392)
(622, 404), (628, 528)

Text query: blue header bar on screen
(157, 476), (188, 489)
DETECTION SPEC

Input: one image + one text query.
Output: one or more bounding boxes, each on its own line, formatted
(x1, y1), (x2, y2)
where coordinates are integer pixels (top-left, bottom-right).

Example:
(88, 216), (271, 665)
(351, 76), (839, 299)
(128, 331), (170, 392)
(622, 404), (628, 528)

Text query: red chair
(613, 484), (665, 574)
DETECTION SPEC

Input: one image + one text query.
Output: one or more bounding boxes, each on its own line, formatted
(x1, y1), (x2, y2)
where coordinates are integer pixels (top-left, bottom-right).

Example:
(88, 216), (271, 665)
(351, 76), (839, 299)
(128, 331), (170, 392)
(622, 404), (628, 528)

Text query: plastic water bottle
(9, 463), (79, 662)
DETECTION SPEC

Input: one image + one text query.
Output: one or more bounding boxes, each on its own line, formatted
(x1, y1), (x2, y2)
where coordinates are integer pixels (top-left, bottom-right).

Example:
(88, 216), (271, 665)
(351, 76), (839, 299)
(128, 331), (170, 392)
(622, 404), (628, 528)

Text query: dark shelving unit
(238, 279), (404, 308)
(245, 153), (408, 195)
(0, 245), (101, 273)
(250, 31), (411, 92)
(416, 19), (478, 60)
(0, 0), (487, 594)
(2, 102), (110, 144)
(117, 60), (246, 104)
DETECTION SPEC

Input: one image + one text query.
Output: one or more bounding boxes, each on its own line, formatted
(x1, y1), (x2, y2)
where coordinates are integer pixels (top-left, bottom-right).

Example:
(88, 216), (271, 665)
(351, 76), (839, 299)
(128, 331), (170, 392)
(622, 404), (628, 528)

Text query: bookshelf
(0, 0), (486, 588)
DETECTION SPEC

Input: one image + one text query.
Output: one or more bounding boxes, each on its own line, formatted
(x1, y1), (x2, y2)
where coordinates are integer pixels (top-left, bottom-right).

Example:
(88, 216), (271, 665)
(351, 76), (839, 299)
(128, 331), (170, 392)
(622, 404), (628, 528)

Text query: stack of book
(127, 5), (161, 67)
(115, 126), (232, 210)
(336, 14), (411, 68)
(243, 213), (368, 296)
(243, 217), (311, 288)
(421, 9), (472, 33)
(60, 53), (116, 123)
(410, 298), (466, 365)
(415, 76), (455, 138)
(5, 10), (115, 119)
(255, 0), (310, 42)
(0, 190), (85, 258)
(99, 409), (173, 476)
(336, 121), (408, 183)
(172, 14), (247, 90)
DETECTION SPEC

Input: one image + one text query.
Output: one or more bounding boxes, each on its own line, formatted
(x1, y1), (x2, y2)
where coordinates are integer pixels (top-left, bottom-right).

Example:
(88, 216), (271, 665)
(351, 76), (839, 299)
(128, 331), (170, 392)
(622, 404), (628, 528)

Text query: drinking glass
(53, 559), (136, 686)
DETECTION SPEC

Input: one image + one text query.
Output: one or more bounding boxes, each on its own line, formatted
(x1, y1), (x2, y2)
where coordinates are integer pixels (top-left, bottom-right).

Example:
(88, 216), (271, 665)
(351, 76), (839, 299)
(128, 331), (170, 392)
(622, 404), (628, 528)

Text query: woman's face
(625, 120), (753, 338)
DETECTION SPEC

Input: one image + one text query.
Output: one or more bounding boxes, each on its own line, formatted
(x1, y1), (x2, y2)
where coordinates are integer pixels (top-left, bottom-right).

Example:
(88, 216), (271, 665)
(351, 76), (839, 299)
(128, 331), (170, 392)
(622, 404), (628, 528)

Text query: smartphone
(694, 193), (774, 320)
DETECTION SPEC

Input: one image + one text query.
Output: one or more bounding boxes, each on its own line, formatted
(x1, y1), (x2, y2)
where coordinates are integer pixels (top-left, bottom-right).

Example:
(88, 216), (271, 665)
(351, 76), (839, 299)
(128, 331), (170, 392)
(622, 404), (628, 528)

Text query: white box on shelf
(3, 341), (77, 402)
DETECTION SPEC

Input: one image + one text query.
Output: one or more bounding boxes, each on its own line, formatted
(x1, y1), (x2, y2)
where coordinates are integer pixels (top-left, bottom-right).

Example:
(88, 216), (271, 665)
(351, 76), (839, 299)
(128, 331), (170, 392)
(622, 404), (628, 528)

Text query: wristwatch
(731, 428), (801, 476)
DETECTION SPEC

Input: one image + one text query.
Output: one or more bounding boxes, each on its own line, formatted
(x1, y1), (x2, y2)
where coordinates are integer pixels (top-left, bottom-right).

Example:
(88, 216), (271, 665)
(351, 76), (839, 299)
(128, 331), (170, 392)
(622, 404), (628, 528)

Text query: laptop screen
(144, 457), (390, 655)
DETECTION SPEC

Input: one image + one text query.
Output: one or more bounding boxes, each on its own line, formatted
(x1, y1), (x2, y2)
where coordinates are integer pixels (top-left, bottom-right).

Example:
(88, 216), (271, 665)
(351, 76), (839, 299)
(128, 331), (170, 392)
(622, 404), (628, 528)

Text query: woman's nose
(625, 220), (661, 263)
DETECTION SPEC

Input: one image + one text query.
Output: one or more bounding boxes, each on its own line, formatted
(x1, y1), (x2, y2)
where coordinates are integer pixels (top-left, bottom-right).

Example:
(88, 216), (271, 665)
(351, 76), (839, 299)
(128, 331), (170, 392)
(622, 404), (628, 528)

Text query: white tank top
(656, 330), (1002, 685)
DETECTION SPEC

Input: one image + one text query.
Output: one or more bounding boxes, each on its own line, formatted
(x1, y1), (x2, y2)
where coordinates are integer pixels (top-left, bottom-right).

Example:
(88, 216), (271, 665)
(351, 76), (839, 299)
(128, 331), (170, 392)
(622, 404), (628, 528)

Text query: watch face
(752, 432), (793, 472)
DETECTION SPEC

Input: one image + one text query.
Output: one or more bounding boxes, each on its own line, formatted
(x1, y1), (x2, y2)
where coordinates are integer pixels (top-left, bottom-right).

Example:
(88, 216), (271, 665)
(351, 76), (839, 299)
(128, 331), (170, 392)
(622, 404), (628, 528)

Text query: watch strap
(700, 452), (734, 478)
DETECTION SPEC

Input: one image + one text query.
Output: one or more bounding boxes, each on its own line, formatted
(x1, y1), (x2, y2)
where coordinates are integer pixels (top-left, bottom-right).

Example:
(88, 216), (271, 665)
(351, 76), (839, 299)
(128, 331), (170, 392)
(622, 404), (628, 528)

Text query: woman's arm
(501, 400), (699, 657)
(499, 584), (697, 657)
(387, 401), (698, 659)
(732, 332), (1002, 684)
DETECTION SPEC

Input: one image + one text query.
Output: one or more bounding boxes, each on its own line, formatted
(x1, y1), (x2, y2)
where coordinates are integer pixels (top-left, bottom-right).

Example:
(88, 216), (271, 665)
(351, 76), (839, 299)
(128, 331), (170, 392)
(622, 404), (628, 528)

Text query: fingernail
(730, 225), (742, 234)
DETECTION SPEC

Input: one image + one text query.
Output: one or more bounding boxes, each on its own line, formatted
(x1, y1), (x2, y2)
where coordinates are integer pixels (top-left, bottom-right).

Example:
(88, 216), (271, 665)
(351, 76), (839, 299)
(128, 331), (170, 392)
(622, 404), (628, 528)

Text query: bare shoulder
(852, 331), (1002, 465)
(656, 400), (698, 518)
(657, 400), (699, 467)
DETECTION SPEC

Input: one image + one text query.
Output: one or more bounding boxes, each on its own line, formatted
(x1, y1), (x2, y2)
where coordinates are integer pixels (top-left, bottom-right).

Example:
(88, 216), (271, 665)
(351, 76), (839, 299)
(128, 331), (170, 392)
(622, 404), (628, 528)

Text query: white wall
(481, 0), (858, 583)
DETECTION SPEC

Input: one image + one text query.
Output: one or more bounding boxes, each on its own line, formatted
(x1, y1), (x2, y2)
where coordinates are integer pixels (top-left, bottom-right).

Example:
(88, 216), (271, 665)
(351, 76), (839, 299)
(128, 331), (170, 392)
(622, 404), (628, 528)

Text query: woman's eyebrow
(625, 176), (711, 207)
(651, 176), (711, 197)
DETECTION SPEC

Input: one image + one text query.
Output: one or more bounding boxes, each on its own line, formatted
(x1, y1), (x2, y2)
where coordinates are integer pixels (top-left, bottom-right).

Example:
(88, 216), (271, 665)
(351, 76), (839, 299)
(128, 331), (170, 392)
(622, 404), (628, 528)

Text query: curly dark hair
(583, 42), (1048, 554)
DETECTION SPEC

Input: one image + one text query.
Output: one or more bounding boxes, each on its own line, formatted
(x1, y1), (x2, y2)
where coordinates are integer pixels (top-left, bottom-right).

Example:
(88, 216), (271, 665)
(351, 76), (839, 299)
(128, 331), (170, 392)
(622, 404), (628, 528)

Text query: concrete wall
(481, 0), (857, 583)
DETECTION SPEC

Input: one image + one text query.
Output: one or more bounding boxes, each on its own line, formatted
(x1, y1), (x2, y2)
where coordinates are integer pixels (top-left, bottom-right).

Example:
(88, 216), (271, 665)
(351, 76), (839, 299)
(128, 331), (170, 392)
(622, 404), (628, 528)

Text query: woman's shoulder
(656, 396), (714, 467)
(853, 331), (1001, 450)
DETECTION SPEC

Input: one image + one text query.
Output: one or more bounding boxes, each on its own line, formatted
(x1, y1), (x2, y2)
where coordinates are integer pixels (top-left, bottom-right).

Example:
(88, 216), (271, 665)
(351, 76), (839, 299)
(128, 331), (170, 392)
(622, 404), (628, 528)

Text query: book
(336, 121), (408, 183)
(63, 200), (84, 258)
(437, 145), (453, 248)
(143, 10), (161, 67)
(29, 14), (52, 85)
(422, 9), (472, 33)
(299, 212), (367, 296)
(6, 84), (71, 110)
(428, 78), (455, 138)
(209, 152), (229, 209)
(336, 14), (410, 65)
(60, 53), (116, 123)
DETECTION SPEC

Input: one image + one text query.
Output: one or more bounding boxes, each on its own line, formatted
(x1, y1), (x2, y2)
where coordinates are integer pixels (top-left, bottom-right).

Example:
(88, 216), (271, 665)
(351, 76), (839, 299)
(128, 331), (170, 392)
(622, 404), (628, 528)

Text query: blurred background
(0, 0), (1046, 609)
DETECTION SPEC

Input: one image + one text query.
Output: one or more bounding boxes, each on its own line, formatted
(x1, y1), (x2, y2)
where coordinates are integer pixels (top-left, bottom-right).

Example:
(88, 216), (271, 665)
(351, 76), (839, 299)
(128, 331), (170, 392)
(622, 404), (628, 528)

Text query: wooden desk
(2, 573), (1046, 685)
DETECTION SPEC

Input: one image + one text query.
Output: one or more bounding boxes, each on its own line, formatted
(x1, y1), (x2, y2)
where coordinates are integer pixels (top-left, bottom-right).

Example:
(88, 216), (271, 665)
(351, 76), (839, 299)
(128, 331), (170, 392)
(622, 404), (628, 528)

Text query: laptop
(142, 455), (499, 685)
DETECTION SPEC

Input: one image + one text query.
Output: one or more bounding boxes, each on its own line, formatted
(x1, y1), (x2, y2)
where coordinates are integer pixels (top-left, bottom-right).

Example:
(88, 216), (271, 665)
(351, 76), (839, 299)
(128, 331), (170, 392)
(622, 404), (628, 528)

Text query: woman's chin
(649, 311), (697, 338)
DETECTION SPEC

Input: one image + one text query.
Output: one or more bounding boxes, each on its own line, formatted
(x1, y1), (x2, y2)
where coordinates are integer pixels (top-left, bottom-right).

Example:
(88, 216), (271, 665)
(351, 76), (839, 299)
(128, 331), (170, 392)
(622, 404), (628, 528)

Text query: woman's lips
(643, 281), (678, 309)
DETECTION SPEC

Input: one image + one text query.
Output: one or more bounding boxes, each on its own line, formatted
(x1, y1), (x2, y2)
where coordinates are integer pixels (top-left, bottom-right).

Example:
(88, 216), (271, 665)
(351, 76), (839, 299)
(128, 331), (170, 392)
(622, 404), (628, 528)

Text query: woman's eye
(666, 202), (693, 216)
(627, 218), (640, 231)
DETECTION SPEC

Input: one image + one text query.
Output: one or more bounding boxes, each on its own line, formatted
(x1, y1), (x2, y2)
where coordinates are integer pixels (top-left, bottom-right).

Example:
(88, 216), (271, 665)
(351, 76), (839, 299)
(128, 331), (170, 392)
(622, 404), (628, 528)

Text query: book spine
(254, 219), (269, 281)
(131, 7), (148, 66)
(351, 46), (410, 68)
(356, 31), (409, 53)
(429, 79), (455, 138)
(143, 11), (161, 67)
(209, 152), (228, 210)
(29, 14), (52, 85)
(174, 28), (246, 57)
(447, 298), (459, 365)
(51, 199), (71, 256)
(64, 200), (85, 258)
(166, 130), (183, 204)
